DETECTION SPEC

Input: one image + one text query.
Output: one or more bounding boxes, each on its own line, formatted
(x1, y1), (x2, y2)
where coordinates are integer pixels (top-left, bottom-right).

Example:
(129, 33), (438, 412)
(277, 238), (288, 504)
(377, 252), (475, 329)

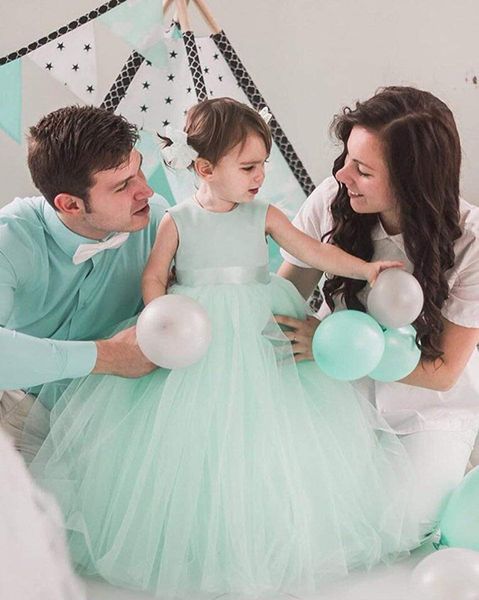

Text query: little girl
(30, 98), (419, 599)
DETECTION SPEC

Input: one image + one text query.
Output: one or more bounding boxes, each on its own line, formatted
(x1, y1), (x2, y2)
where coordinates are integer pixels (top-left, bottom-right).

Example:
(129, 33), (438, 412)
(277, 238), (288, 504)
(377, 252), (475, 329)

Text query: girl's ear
(194, 158), (214, 179)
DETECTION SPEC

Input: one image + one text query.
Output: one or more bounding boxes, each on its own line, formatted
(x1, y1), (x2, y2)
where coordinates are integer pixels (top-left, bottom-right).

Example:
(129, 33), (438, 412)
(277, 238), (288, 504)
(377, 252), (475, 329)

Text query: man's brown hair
(27, 105), (139, 209)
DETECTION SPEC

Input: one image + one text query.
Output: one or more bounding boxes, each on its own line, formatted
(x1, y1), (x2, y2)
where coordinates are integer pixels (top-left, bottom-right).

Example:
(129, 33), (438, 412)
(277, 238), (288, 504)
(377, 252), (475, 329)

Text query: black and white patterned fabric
(182, 31), (207, 102)
(101, 52), (145, 112)
(309, 288), (324, 313)
(212, 30), (315, 197)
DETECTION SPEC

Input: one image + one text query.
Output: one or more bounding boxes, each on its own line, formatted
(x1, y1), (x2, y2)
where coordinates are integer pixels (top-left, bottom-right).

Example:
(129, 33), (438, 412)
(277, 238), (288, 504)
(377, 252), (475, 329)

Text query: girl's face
(208, 133), (268, 205)
(335, 126), (401, 233)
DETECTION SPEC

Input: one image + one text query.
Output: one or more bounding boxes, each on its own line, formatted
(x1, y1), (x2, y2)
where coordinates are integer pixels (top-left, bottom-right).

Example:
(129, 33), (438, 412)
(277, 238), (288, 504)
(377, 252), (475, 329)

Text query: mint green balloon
(369, 325), (421, 382)
(440, 467), (479, 551)
(312, 310), (385, 381)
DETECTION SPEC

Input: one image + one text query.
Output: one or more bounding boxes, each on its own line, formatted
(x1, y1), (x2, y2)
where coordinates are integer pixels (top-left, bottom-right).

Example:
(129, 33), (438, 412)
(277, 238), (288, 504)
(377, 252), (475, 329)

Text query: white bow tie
(72, 232), (130, 265)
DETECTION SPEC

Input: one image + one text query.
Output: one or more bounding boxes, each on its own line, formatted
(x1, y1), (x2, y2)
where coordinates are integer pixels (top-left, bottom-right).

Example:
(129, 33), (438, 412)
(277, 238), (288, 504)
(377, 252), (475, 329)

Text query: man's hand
(93, 325), (157, 377)
(274, 315), (320, 362)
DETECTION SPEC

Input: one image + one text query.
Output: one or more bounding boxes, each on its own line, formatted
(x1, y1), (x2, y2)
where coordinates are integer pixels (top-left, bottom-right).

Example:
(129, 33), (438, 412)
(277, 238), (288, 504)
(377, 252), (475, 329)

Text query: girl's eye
(242, 166), (254, 171)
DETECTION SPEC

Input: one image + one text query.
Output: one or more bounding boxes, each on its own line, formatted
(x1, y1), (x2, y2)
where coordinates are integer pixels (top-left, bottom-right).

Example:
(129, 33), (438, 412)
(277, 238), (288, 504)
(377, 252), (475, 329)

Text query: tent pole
(174, 0), (192, 31)
(163, 0), (174, 15)
(192, 0), (221, 34)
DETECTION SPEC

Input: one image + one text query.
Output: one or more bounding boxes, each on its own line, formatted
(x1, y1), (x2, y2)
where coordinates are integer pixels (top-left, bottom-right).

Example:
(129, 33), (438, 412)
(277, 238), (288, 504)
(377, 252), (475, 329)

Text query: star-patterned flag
(28, 23), (98, 104)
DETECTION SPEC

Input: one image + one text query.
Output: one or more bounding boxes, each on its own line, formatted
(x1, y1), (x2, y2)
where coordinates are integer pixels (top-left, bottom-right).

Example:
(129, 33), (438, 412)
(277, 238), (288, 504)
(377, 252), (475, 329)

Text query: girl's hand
(274, 315), (320, 362)
(365, 261), (404, 286)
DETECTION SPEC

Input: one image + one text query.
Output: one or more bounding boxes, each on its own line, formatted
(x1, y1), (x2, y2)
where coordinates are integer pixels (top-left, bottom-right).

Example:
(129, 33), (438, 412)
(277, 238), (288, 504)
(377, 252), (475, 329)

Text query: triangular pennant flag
(143, 40), (168, 67)
(0, 59), (22, 143)
(135, 128), (195, 205)
(148, 163), (175, 206)
(136, 128), (175, 207)
(115, 43), (197, 134)
(100, 0), (167, 68)
(28, 23), (98, 104)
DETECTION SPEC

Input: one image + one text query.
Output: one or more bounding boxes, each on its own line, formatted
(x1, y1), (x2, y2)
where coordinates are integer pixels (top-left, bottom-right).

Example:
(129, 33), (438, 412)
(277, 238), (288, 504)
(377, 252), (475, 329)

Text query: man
(0, 105), (167, 452)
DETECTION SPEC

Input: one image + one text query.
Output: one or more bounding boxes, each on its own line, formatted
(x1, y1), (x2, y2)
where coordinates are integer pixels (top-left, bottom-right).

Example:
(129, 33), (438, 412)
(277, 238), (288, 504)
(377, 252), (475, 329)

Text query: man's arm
(0, 265), (155, 389)
(1, 252), (98, 389)
(0, 324), (157, 390)
(0, 326), (96, 389)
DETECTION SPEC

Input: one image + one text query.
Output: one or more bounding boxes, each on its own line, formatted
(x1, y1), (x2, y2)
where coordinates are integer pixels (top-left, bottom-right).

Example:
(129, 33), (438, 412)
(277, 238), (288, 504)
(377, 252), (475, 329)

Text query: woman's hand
(365, 261), (404, 286)
(274, 315), (320, 362)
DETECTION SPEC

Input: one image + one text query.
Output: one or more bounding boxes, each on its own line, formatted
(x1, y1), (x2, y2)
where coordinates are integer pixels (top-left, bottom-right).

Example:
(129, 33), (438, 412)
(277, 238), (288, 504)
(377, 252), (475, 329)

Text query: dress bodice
(168, 198), (270, 285)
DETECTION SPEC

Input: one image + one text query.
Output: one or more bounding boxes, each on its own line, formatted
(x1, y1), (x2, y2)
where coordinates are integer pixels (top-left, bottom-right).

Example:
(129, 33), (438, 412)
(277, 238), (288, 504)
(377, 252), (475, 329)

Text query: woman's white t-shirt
(281, 176), (479, 435)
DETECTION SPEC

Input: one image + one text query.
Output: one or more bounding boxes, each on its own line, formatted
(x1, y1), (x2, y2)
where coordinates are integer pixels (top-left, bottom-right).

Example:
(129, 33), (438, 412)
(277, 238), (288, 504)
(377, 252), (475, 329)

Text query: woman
(277, 86), (479, 536)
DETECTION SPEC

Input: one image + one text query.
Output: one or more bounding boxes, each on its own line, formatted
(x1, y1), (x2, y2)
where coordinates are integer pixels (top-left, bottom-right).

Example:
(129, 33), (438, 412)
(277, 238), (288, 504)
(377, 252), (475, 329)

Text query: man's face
(75, 149), (153, 239)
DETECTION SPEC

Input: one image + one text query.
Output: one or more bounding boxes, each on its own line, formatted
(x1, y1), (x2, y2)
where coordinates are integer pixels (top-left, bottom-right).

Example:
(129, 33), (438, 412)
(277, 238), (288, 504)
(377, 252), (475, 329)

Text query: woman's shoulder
(458, 198), (479, 232)
(442, 199), (479, 326)
(291, 176), (338, 236)
(304, 176), (339, 213)
(455, 199), (479, 256)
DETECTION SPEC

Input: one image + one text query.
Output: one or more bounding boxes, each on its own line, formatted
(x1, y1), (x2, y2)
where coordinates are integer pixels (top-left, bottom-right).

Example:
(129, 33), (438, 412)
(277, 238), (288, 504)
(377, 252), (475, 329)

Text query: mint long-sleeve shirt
(0, 195), (166, 391)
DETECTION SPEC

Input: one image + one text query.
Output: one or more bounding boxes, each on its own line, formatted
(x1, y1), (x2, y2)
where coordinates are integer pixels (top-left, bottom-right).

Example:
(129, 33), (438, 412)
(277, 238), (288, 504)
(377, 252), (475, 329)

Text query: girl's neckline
(193, 193), (239, 214)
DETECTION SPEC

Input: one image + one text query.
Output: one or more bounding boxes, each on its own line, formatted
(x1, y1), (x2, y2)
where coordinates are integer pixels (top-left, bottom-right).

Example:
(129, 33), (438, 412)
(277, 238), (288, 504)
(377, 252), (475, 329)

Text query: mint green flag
(136, 131), (175, 205)
(148, 163), (175, 206)
(100, 0), (167, 67)
(0, 60), (22, 143)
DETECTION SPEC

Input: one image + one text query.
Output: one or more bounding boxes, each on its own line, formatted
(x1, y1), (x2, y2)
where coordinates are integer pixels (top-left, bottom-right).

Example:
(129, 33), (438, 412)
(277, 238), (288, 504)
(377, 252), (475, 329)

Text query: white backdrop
(1, 0), (478, 207)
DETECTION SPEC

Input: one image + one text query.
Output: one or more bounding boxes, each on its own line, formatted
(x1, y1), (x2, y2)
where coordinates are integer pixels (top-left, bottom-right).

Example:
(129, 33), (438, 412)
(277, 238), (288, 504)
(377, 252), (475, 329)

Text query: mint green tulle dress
(30, 199), (419, 598)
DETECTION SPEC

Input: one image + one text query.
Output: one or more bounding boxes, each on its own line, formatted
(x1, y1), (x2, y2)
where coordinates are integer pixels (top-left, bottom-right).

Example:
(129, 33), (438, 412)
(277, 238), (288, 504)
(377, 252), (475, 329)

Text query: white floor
(84, 542), (433, 600)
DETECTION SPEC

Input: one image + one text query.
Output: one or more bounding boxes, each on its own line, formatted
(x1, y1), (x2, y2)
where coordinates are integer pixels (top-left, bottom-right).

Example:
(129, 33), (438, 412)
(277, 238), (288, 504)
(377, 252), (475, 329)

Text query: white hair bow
(258, 106), (272, 125)
(161, 125), (198, 170)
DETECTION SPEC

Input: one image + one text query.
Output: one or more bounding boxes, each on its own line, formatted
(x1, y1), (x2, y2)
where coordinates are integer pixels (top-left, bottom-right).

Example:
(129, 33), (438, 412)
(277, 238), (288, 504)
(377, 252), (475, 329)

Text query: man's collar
(42, 200), (118, 259)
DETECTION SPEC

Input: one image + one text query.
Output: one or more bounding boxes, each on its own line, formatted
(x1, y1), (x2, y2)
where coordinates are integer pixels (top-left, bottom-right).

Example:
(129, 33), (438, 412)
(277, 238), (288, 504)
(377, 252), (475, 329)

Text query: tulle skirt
(29, 275), (419, 598)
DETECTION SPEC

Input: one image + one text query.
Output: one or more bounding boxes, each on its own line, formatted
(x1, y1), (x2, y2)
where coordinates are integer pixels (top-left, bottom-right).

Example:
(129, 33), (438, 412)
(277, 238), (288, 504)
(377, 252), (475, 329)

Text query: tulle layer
(30, 275), (419, 598)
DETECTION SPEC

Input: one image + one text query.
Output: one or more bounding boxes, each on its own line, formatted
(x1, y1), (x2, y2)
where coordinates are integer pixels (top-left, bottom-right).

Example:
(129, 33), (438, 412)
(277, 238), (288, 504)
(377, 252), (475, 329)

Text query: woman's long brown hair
(323, 86), (462, 360)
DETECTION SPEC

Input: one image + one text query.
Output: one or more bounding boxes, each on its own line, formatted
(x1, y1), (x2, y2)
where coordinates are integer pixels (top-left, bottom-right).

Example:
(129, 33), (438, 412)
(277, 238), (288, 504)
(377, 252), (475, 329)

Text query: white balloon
(410, 548), (479, 600)
(136, 295), (212, 369)
(367, 268), (424, 328)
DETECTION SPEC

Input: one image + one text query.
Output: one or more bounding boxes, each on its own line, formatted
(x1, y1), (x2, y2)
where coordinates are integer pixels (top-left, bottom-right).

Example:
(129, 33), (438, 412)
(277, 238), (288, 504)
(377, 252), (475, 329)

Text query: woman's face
(335, 126), (401, 233)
